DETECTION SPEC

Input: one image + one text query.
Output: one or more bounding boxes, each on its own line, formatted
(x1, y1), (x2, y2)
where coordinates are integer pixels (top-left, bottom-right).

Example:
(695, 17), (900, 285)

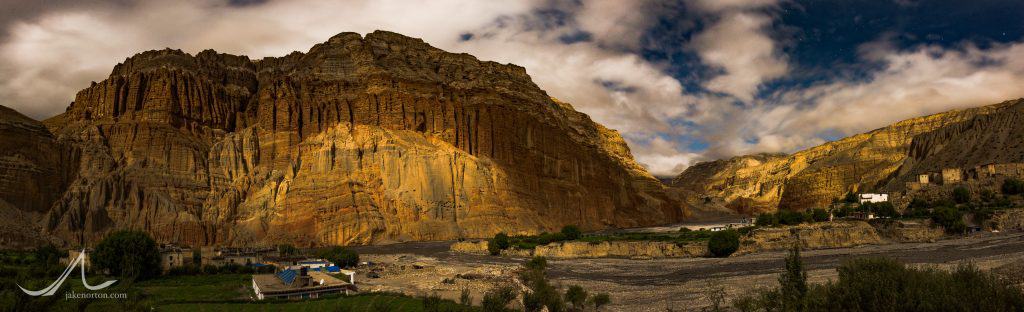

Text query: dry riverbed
(352, 231), (1024, 311)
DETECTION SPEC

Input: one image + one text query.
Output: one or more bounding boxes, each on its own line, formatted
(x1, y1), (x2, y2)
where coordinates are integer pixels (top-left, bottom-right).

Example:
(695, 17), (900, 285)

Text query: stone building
(941, 168), (962, 184)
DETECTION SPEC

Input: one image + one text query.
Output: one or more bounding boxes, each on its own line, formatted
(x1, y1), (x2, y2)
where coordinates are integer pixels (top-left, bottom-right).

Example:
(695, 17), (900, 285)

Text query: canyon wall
(23, 31), (685, 247)
(673, 100), (1017, 213)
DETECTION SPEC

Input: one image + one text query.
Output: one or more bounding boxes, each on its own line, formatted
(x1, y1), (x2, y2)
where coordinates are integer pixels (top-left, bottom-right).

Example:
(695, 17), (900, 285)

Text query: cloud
(700, 39), (1024, 157)
(688, 0), (787, 102)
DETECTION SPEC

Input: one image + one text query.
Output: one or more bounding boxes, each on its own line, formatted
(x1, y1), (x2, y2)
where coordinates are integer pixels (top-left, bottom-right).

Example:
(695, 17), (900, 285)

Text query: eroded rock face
(0, 105), (73, 248)
(673, 101), (1006, 213)
(37, 31), (684, 247)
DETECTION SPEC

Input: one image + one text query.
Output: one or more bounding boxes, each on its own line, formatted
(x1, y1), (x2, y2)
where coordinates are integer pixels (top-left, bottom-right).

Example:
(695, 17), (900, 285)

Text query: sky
(1, 0), (1023, 177)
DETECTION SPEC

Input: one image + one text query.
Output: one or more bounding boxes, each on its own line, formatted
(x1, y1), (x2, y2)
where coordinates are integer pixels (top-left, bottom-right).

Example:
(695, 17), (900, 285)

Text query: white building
(858, 193), (888, 204)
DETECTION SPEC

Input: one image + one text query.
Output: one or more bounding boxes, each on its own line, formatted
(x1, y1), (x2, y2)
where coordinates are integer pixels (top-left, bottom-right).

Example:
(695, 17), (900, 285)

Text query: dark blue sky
(642, 0), (1024, 97)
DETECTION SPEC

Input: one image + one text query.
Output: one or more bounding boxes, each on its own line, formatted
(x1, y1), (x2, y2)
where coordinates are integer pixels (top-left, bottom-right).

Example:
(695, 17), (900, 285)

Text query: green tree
(278, 244), (297, 256)
(932, 206), (966, 234)
(779, 246), (808, 311)
(191, 249), (202, 265)
(560, 225), (582, 241)
(33, 244), (62, 267)
(777, 210), (806, 225)
(521, 256), (565, 312)
(755, 213), (777, 227)
(92, 230), (161, 280)
(708, 230), (740, 258)
(564, 285), (588, 311)
(868, 202), (898, 218)
(810, 208), (830, 222)
(843, 192), (858, 203)
(590, 293), (611, 310)
(953, 186), (972, 204)
(1002, 178), (1024, 195)
(488, 233), (511, 256)
(317, 246), (359, 268)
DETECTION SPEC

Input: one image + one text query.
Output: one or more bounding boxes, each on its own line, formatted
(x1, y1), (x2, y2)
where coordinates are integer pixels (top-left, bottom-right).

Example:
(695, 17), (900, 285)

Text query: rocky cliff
(673, 100), (1014, 213)
(884, 99), (1024, 189)
(21, 31), (684, 247)
(0, 106), (73, 248)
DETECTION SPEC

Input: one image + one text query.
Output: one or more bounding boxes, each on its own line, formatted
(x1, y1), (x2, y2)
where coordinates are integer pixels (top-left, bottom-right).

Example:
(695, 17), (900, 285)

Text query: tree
(953, 186), (972, 204)
(92, 230), (161, 280)
(708, 230), (740, 258)
(843, 192), (858, 203)
(869, 202), (898, 218)
(317, 246), (359, 268)
(564, 285), (588, 310)
(1002, 178), (1024, 195)
(755, 213), (777, 227)
(590, 293), (611, 311)
(278, 244), (297, 256)
(521, 256), (565, 312)
(779, 246), (808, 311)
(192, 249), (202, 265)
(482, 284), (517, 312)
(488, 233), (510, 256)
(932, 206), (966, 234)
(33, 244), (62, 267)
(560, 225), (582, 241)
(811, 208), (830, 222)
(777, 210), (806, 225)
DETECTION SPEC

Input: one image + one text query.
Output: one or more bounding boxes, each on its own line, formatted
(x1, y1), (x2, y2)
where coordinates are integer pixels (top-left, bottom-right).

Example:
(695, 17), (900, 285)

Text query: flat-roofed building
(252, 268), (356, 300)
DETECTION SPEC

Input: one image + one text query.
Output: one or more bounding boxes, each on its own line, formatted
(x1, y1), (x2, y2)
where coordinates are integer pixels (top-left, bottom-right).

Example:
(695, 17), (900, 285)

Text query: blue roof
(326, 266), (340, 272)
(276, 269), (297, 284)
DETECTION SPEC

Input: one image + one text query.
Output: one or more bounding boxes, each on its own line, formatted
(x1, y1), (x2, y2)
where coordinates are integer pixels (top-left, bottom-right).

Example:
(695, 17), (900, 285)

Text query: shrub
(733, 257), (1024, 311)
(482, 284), (517, 312)
(953, 186), (972, 204)
(488, 233), (510, 256)
(317, 246), (359, 268)
(1002, 178), (1024, 195)
(564, 285), (588, 310)
(560, 225), (582, 241)
(460, 288), (472, 306)
(811, 208), (830, 222)
(708, 230), (740, 258)
(92, 230), (161, 280)
(590, 293), (611, 310)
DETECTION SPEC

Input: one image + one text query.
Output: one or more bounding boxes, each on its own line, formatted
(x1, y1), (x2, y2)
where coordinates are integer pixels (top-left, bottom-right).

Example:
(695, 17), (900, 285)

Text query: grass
(135, 274), (252, 304)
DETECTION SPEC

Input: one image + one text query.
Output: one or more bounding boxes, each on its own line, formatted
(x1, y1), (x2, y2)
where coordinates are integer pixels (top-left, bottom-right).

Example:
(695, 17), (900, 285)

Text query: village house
(200, 246), (266, 267)
(159, 244), (193, 272)
(858, 193), (888, 204)
(60, 249), (92, 269)
(252, 267), (356, 300)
